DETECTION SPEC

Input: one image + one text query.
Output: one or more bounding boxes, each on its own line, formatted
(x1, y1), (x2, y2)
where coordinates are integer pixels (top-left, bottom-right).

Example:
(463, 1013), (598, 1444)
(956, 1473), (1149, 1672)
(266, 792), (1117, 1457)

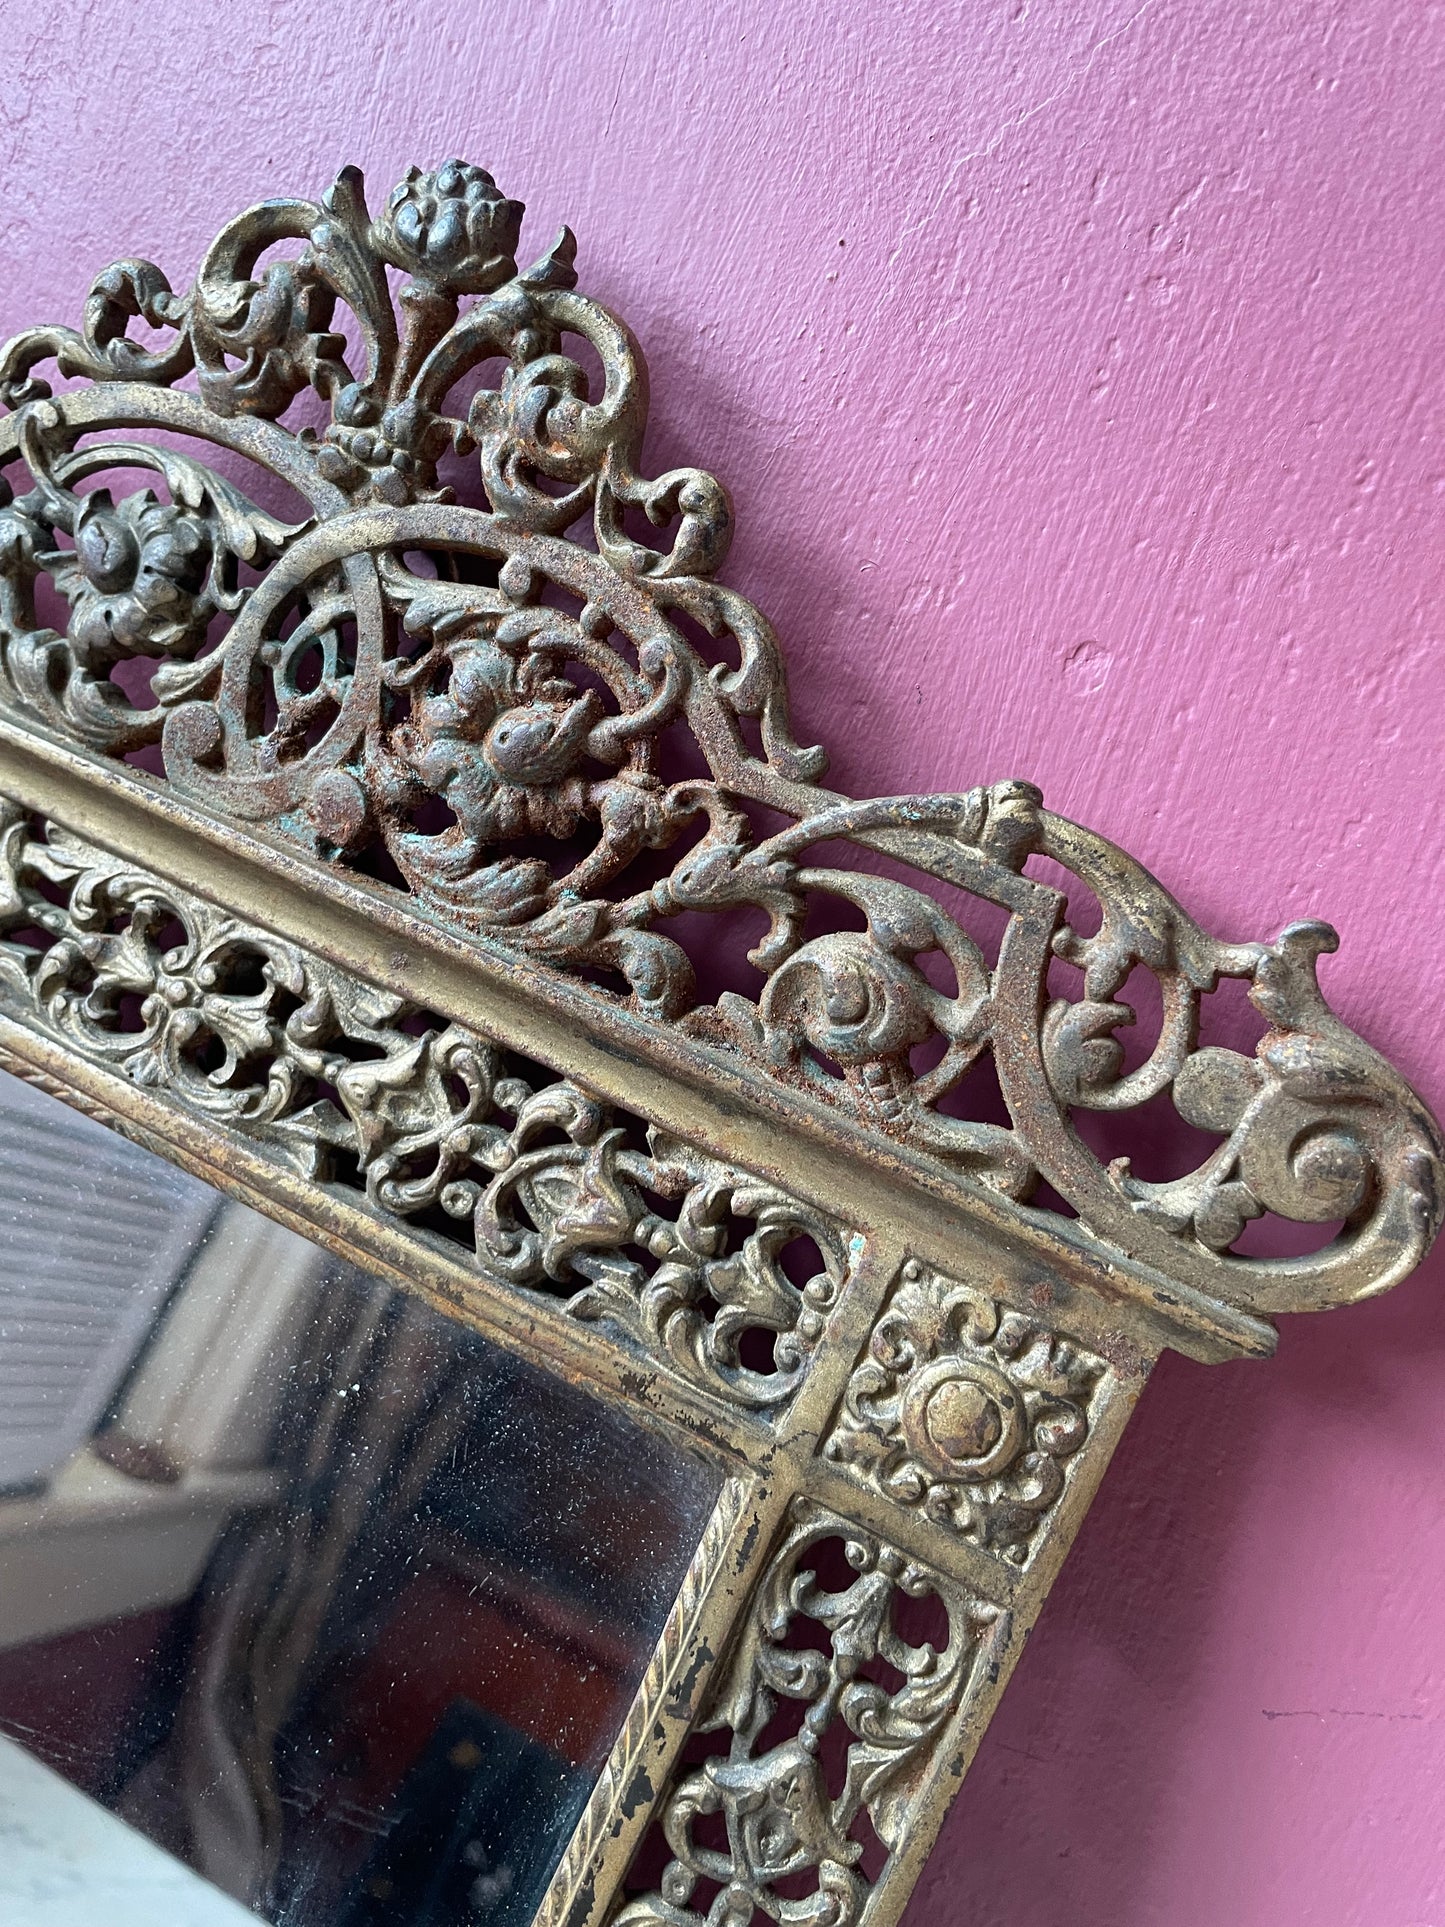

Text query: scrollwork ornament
(0, 808), (858, 1412)
(614, 1505), (1006, 1927)
(0, 157), (1437, 1323)
(1031, 816), (1444, 1311)
(0, 155), (1438, 1927)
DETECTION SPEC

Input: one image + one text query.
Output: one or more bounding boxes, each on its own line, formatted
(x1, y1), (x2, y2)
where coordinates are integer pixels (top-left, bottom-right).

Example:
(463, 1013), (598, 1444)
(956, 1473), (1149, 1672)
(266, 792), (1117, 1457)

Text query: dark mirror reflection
(0, 1069), (721, 1926)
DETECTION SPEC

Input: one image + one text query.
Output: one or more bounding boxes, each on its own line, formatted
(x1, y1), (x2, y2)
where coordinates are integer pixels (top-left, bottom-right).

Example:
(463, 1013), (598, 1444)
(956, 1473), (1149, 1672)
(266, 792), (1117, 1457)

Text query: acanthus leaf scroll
(613, 1505), (1007, 1927)
(0, 159), (1438, 1322)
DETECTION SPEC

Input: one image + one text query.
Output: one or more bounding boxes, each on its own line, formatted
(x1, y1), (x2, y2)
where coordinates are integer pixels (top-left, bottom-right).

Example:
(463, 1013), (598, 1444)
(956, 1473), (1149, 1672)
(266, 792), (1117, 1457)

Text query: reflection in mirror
(0, 1069), (722, 1925)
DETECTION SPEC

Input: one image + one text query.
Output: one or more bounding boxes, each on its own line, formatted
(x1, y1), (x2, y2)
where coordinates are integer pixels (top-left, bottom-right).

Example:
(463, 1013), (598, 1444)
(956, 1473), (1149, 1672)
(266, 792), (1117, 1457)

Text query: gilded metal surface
(615, 1502), (1010, 1927)
(535, 1476), (756, 1927)
(0, 160), (1436, 1321)
(0, 159), (1437, 1927)
(0, 809), (859, 1415)
(823, 1259), (1112, 1565)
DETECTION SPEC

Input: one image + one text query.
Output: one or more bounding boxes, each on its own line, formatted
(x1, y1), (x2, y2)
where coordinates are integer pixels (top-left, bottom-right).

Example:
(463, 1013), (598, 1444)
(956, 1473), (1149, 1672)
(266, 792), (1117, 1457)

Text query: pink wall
(5, 0), (1444, 1917)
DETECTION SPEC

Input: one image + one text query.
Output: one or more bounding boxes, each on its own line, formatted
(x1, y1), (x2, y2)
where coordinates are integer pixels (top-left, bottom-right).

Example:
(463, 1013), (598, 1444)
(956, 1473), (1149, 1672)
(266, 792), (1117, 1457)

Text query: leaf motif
(193, 991), (282, 1075)
(704, 1234), (803, 1358)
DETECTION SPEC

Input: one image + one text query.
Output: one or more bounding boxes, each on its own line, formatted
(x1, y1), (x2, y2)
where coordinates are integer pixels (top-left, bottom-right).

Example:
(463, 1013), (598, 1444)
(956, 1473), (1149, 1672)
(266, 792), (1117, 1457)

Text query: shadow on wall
(907, 1236), (1445, 1927)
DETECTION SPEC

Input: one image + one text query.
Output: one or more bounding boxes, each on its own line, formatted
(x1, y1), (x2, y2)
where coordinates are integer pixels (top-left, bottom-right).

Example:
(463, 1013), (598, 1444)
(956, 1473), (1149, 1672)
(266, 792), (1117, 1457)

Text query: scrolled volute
(1028, 813), (1441, 1312)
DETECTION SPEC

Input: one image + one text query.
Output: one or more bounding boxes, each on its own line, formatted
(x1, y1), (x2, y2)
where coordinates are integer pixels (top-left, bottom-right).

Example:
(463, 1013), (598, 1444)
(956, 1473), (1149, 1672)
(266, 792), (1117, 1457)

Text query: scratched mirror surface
(0, 1068), (722, 1926)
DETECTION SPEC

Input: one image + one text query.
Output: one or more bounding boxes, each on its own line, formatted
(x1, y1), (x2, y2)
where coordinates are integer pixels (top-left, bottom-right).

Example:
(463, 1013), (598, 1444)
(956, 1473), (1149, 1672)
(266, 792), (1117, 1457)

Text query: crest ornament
(0, 159), (1436, 1319)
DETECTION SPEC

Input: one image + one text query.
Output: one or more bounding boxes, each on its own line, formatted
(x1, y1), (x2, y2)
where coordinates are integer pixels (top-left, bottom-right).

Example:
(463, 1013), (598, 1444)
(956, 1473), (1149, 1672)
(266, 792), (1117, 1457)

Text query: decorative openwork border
(0, 159), (1436, 1927)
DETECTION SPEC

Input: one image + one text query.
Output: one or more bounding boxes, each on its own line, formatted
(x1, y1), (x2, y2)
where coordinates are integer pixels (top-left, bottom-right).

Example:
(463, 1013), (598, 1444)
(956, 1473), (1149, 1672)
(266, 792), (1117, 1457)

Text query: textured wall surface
(2, 0), (1443, 1918)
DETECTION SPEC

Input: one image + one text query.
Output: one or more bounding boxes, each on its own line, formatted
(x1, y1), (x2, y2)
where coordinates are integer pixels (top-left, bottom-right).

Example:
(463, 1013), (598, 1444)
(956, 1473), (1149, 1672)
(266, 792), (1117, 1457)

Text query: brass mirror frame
(0, 160), (1437, 1927)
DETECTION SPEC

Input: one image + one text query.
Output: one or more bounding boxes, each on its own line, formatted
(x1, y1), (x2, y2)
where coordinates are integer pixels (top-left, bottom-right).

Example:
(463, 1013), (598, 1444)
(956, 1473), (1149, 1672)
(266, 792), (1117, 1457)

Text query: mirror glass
(0, 1068), (722, 1926)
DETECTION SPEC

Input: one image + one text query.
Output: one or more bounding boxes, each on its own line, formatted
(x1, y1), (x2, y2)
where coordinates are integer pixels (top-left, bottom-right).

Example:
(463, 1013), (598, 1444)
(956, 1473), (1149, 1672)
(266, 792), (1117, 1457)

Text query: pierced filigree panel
(0, 807), (859, 1412)
(613, 1503), (1007, 1927)
(823, 1260), (1112, 1564)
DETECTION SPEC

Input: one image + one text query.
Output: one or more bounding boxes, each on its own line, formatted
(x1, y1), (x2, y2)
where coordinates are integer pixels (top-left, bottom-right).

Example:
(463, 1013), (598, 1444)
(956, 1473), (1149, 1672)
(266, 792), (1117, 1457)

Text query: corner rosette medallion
(0, 159), (1436, 1327)
(825, 1260), (1112, 1562)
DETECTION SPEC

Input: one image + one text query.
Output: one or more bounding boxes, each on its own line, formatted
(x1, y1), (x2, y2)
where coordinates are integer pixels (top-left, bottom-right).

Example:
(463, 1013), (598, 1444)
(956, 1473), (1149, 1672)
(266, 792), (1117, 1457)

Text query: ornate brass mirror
(0, 160), (1436, 1925)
